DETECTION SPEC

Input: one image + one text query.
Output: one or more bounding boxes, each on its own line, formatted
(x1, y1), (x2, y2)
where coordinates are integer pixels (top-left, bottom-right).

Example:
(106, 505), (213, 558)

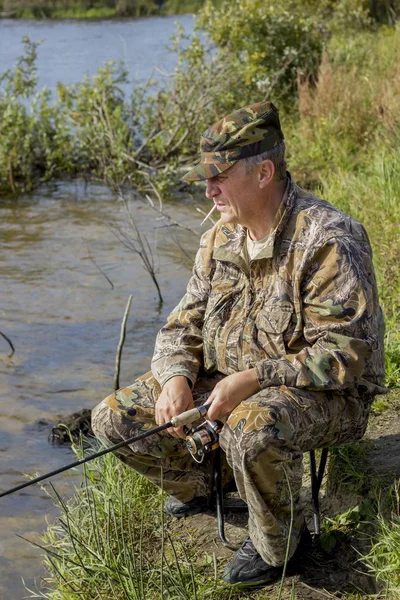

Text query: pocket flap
(256, 302), (293, 334)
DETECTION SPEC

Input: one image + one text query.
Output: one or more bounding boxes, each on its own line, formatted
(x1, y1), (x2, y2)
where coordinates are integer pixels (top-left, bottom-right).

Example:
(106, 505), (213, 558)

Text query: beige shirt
(246, 231), (273, 261)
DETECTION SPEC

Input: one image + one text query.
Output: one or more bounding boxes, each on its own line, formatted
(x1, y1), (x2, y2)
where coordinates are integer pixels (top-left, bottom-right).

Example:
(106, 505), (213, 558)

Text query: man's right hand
(155, 376), (194, 439)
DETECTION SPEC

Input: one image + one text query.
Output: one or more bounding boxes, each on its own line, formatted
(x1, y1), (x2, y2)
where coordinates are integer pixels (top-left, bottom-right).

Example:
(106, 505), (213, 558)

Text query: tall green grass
(26, 446), (265, 599)
(361, 482), (400, 599)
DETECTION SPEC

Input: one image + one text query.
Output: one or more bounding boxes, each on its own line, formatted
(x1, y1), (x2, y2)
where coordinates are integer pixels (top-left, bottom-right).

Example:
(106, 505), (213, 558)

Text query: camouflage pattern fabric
(92, 373), (370, 566)
(92, 372), (229, 503)
(92, 172), (386, 567)
(152, 174), (386, 397)
(183, 101), (284, 182)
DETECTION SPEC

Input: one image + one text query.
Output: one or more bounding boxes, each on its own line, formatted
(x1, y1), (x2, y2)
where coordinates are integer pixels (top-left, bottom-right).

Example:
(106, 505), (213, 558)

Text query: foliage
(163, 0), (207, 15)
(325, 497), (376, 531)
(195, 0), (388, 103)
(197, 0), (324, 102)
(27, 443), (266, 599)
(56, 61), (136, 184)
(385, 339), (400, 388)
(0, 0), (175, 19)
(327, 443), (369, 495)
(0, 28), (244, 195)
(0, 37), (71, 193)
(0, 39), (139, 193)
(361, 481), (400, 599)
(1, 0), (399, 22)
(130, 25), (247, 177)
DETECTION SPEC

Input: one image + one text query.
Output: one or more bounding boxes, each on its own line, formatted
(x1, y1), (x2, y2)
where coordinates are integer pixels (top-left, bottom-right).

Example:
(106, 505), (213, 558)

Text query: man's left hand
(205, 369), (260, 421)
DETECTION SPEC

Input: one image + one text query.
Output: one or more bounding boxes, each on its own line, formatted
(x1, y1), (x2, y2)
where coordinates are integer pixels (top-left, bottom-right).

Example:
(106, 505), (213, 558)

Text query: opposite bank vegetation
(2, 0), (400, 598)
(0, 0), (210, 19)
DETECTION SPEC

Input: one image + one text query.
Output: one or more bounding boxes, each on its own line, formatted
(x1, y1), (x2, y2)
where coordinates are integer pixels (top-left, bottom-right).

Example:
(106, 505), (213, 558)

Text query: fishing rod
(0, 405), (208, 499)
(1, 403), (241, 549)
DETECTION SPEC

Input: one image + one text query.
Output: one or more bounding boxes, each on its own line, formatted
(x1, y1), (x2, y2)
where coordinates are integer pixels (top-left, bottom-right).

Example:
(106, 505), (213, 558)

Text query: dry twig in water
(114, 294), (133, 391)
(0, 330), (15, 356)
(111, 187), (163, 304)
(83, 237), (114, 290)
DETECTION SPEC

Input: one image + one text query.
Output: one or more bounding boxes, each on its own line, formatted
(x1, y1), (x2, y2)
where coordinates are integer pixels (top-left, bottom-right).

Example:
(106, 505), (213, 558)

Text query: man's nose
(205, 178), (218, 199)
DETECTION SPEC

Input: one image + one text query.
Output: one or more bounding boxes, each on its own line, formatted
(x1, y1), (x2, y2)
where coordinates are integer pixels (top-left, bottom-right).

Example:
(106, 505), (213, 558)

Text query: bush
(0, 37), (71, 192)
(56, 60), (135, 185)
(197, 0), (324, 103)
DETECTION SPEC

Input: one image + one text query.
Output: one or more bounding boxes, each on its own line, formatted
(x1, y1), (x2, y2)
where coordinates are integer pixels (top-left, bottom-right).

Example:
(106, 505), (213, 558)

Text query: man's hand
(205, 369), (260, 421)
(155, 376), (194, 439)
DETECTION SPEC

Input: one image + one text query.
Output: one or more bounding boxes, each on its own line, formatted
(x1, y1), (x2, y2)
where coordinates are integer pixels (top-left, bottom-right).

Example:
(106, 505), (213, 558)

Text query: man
(92, 101), (386, 588)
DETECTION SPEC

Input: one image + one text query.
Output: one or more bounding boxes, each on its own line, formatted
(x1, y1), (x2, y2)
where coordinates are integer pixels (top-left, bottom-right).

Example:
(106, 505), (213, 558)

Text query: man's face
(205, 161), (261, 227)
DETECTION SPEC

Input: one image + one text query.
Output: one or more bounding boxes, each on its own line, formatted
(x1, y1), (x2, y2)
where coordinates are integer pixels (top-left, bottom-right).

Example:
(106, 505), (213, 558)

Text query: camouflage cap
(183, 101), (284, 183)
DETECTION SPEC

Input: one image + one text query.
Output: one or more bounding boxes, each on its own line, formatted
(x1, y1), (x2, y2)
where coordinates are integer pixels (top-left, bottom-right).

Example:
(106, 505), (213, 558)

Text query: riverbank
(33, 389), (400, 599)
(0, 0), (205, 19)
(1, 1), (399, 597)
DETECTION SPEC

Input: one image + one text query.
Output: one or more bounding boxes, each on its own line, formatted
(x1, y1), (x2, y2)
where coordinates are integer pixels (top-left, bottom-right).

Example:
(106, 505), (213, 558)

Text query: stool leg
(309, 448), (329, 536)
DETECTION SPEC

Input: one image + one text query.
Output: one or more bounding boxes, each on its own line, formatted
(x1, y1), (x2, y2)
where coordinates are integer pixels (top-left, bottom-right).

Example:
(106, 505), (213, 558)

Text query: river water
(0, 15), (208, 599)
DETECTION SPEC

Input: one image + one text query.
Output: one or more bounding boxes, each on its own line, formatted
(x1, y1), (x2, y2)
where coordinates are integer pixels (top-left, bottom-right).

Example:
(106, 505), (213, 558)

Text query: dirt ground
(169, 390), (400, 599)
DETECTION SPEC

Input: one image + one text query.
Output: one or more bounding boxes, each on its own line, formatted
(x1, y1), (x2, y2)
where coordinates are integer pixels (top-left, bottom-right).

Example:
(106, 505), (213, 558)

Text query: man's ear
(258, 160), (275, 189)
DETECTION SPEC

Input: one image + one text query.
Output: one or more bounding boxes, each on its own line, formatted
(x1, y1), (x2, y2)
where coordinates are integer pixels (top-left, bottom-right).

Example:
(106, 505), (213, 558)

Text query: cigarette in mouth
(200, 204), (217, 225)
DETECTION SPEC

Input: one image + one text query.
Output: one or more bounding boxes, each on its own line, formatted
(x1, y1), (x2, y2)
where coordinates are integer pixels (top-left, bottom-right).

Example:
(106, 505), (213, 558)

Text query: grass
(25, 444), (271, 599)
(327, 443), (370, 496)
(385, 339), (400, 388)
(370, 396), (391, 416)
(361, 482), (400, 599)
(28, 435), (400, 599)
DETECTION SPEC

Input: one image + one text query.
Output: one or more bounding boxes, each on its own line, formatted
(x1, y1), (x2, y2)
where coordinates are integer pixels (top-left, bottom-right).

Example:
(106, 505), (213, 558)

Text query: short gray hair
(243, 141), (287, 180)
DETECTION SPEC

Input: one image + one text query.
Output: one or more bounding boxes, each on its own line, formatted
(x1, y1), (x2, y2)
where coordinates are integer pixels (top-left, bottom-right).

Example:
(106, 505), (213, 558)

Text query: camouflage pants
(91, 370), (370, 567)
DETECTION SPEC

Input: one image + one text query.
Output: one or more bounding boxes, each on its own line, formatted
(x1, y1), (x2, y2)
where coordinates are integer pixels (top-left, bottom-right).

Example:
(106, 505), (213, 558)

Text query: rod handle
(171, 405), (208, 427)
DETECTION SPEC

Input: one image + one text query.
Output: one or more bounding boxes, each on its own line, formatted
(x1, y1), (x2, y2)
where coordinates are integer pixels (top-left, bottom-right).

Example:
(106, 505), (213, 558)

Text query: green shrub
(0, 37), (71, 193)
(56, 60), (136, 185)
(197, 0), (324, 104)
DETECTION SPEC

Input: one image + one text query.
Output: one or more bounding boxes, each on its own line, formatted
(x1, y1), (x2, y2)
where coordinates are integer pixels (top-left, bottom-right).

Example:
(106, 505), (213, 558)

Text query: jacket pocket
(255, 301), (293, 358)
(257, 302), (293, 333)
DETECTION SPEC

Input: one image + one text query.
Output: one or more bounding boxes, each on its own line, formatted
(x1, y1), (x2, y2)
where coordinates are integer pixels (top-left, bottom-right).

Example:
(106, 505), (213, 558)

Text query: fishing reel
(184, 420), (223, 463)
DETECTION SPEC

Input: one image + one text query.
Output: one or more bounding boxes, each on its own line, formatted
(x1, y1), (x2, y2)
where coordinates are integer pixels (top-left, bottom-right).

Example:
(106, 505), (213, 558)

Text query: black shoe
(222, 537), (281, 587)
(164, 495), (210, 518)
(223, 528), (311, 588)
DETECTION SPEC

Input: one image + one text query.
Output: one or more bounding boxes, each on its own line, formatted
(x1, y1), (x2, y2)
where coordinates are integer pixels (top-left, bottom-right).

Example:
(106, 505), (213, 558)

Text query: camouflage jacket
(152, 176), (386, 398)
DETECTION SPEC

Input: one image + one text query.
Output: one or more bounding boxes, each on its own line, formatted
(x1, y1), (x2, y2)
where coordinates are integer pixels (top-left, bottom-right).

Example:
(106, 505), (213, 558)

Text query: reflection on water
(0, 180), (205, 598)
